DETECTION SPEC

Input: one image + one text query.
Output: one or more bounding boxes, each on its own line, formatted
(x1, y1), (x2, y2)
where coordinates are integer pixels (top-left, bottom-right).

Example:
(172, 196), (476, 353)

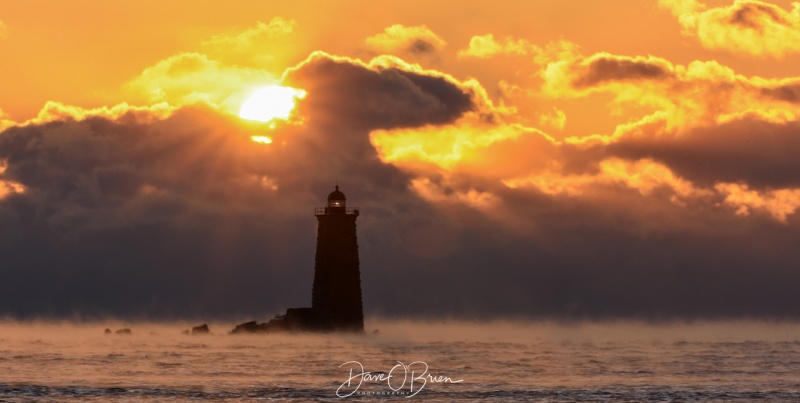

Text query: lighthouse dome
(327, 186), (346, 201)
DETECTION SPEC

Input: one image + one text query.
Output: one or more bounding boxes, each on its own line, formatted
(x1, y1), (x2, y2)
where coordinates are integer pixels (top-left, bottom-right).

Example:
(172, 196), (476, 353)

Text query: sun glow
(239, 85), (306, 122)
(250, 135), (273, 144)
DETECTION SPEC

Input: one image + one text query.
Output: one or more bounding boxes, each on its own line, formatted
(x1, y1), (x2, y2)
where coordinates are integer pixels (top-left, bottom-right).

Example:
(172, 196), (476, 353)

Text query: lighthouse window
(331, 200), (343, 207)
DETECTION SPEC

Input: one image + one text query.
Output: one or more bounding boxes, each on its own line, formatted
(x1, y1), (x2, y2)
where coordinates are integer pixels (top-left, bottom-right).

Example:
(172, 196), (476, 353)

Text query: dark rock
(231, 321), (268, 334)
(104, 328), (112, 335)
(230, 319), (292, 334)
(115, 328), (132, 335)
(191, 324), (210, 335)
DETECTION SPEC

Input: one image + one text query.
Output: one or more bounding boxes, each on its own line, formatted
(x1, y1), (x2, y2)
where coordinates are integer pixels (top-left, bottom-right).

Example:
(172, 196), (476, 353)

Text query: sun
(239, 85), (307, 123)
(250, 135), (272, 144)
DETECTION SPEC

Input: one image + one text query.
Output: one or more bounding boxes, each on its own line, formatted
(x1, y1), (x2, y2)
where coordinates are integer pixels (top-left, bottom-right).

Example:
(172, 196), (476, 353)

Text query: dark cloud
(729, 2), (788, 30)
(370, 179), (800, 319)
(762, 83), (800, 103)
(573, 56), (673, 88)
(407, 39), (439, 55)
(284, 53), (475, 131)
(609, 116), (800, 189)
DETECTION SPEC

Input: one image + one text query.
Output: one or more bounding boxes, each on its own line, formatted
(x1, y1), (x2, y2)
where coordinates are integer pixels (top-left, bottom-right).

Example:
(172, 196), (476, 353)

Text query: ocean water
(1, 320), (800, 401)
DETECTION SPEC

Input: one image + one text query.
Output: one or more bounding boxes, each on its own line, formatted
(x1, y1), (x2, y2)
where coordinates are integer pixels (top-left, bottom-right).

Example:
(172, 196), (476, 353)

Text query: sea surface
(1, 320), (800, 401)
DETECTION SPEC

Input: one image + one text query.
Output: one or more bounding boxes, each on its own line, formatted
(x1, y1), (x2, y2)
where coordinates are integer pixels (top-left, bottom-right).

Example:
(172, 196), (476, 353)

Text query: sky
(2, 0), (800, 320)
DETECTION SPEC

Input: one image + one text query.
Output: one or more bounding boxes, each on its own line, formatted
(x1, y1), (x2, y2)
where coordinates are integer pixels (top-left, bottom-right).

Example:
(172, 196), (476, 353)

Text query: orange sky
(3, 0), (800, 318)
(2, 0), (798, 118)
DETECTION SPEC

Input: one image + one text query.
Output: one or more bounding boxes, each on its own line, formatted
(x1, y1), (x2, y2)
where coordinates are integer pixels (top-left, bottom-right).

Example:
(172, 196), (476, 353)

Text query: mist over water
(1, 319), (800, 401)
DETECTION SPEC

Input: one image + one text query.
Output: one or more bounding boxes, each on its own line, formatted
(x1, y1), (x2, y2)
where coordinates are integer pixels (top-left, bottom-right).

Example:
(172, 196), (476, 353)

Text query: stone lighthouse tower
(229, 185), (365, 334)
(311, 185), (364, 332)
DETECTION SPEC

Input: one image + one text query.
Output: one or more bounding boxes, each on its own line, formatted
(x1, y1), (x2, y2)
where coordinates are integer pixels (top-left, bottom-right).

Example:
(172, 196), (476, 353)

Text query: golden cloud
(203, 17), (296, 50)
(201, 17), (299, 67)
(0, 161), (24, 200)
(370, 111), (561, 181)
(5, 101), (174, 129)
(458, 34), (540, 58)
(459, 35), (580, 66)
(0, 179), (24, 199)
(543, 51), (800, 134)
(410, 177), (499, 210)
(0, 20), (7, 39)
(127, 52), (275, 113)
(716, 182), (800, 222)
(365, 24), (446, 55)
(371, 114), (527, 169)
(0, 108), (13, 131)
(502, 158), (800, 224)
(538, 107), (567, 130)
(504, 158), (709, 200)
(660, 0), (800, 58)
(122, 18), (308, 117)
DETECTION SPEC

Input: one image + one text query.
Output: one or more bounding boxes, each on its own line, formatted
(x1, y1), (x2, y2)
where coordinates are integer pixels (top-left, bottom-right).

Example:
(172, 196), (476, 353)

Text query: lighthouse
(311, 185), (364, 332)
(230, 185), (365, 334)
